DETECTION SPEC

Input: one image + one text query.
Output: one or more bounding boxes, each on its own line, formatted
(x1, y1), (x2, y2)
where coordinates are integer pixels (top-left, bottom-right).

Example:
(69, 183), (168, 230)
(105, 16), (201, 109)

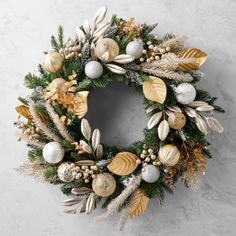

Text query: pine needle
(44, 102), (74, 142)
(29, 102), (61, 143)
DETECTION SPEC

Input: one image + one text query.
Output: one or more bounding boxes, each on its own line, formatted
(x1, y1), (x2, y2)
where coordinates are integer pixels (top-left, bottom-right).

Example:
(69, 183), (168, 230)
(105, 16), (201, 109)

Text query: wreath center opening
(87, 79), (148, 148)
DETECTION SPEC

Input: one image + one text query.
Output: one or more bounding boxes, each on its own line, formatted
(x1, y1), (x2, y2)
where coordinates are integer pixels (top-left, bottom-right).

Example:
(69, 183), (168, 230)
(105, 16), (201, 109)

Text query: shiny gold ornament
(43, 51), (64, 73)
(92, 173), (116, 197)
(143, 76), (167, 104)
(15, 105), (47, 123)
(129, 189), (149, 218)
(178, 48), (208, 71)
(107, 152), (139, 176)
(95, 38), (119, 62)
(158, 144), (180, 166)
(168, 112), (186, 129)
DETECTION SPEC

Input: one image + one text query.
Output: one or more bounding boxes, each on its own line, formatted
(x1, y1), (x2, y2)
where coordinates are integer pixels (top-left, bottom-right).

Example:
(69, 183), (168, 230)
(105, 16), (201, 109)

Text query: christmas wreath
(14, 6), (224, 230)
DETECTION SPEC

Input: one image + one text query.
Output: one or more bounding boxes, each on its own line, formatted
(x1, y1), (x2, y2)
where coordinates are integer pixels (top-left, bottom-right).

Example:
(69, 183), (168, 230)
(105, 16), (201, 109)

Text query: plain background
(0, 0), (236, 235)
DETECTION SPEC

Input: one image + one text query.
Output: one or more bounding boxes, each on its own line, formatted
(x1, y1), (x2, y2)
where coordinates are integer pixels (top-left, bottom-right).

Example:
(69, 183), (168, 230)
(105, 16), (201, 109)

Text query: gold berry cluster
(140, 37), (171, 63)
(136, 144), (161, 166)
(70, 163), (98, 183)
(59, 38), (81, 60)
(15, 120), (39, 142)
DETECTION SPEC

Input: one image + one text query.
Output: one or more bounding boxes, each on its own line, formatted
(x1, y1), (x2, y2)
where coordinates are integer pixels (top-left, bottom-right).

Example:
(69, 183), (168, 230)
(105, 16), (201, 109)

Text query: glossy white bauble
(141, 165), (160, 183)
(85, 61), (103, 79)
(126, 40), (144, 59)
(43, 142), (64, 164)
(175, 83), (196, 105)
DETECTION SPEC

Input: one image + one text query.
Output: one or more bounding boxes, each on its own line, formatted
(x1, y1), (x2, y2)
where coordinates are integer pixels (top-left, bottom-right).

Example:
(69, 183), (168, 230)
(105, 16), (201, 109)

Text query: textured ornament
(175, 83), (196, 105)
(143, 76), (167, 104)
(43, 141), (64, 164)
(141, 165), (160, 183)
(45, 78), (67, 96)
(129, 189), (149, 218)
(57, 162), (74, 182)
(43, 51), (64, 73)
(178, 48), (208, 71)
(126, 40), (144, 59)
(107, 152), (139, 176)
(158, 144), (180, 166)
(168, 112), (186, 129)
(95, 38), (119, 62)
(85, 61), (103, 79)
(92, 173), (116, 197)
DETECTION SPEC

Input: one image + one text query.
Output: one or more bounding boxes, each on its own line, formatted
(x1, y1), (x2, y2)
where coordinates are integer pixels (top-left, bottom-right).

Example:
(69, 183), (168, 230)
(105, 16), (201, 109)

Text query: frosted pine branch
(117, 206), (131, 231)
(45, 102), (74, 142)
(141, 65), (193, 82)
(159, 35), (186, 51)
(29, 102), (61, 143)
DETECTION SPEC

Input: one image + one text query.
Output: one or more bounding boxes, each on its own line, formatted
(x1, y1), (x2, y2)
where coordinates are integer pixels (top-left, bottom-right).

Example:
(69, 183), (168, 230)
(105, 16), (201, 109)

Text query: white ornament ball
(141, 165), (160, 183)
(126, 40), (144, 59)
(57, 162), (74, 182)
(85, 61), (103, 79)
(175, 83), (196, 105)
(43, 142), (64, 164)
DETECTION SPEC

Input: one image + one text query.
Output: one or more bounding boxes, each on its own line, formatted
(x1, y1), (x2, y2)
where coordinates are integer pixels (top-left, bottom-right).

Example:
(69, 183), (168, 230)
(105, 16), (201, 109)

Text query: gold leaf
(107, 152), (139, 176)
(143, 76), (167, 104)
(178, 48), (208, 71)
(15, 105), (47, 122)
(129, 189), (149, 218)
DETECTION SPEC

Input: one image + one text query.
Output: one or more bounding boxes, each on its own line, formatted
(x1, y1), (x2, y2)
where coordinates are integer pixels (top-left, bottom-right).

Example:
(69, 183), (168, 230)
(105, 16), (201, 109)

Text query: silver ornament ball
(141, 164), (160, 183)
(175, 83), (196, 105)
(43, 141), (64, 164)
(85, 61), (103, 79)
(126, 40), (144, 59)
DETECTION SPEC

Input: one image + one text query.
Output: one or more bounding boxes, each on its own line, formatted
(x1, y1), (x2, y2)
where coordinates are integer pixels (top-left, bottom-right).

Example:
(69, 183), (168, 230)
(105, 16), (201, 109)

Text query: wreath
(14, 6), (224, 230)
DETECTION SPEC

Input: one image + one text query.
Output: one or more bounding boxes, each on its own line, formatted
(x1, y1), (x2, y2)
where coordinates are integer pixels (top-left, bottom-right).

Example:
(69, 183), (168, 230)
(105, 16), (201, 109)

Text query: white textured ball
(43, 142), (64, 164)
(126, 40), (144, 59)
(175, 83), (196, 104)
(85, 61), (103, 79)
(141, 165), (160, 183)
(57, 162), (74, 182)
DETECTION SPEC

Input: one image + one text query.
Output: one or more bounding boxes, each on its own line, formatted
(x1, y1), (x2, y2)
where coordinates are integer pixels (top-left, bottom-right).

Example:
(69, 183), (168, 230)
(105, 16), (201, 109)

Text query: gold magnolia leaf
(129, 189), (149, 218)
(15, 105), (47, 122)
(143, 76), (167, 104)
(178, 48), (208, 71)
(107, 152), (139, 176)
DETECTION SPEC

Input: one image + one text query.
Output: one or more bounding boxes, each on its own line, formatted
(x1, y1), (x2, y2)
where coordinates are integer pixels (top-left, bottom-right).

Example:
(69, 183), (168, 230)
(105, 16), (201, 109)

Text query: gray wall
(0, 0), (235, 235)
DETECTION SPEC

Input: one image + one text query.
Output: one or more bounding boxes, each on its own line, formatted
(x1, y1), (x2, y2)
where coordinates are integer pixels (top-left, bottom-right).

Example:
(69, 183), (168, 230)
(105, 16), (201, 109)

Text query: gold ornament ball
(46, 78), (67, 94)
(92, 173), (116, 197)
(168, 112), (186, 129)
(158, 144), (180, 166)
(43, 51), (64, 73)
(95, 38), (119, 62)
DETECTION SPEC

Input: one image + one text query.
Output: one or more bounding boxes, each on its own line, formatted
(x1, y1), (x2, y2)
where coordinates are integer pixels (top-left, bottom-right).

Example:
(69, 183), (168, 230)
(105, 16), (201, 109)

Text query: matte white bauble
(43, 142), (64, 164)
(85, 61), (103, 79)
(126, 40), (144, 59)
(141, 165), (160, 183)
(175, 83), (196, 105)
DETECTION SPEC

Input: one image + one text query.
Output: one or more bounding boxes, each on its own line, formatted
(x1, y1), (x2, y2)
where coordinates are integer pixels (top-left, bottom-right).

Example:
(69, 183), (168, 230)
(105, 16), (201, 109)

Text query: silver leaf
(205, 117), (224, 133)
(81, 119), (92, 140)
(147, 112), (163, 129)
(158, 120), (170, 141)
